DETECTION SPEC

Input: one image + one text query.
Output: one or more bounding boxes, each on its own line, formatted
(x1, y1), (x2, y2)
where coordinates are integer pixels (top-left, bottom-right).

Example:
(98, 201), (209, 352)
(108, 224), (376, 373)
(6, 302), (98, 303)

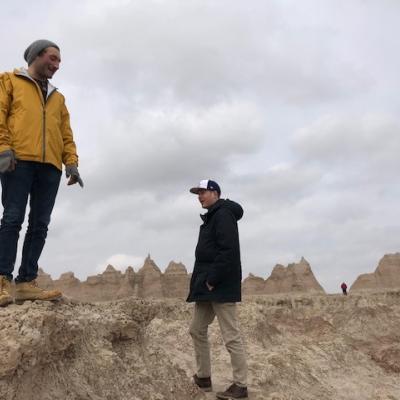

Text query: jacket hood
(222, 199), (243, 221)
(201, 199), (243, 221)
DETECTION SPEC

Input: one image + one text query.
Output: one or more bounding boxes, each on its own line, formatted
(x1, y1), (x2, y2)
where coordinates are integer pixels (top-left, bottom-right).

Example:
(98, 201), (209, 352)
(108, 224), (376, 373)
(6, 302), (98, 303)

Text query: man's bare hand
(206, 282), (214, 291)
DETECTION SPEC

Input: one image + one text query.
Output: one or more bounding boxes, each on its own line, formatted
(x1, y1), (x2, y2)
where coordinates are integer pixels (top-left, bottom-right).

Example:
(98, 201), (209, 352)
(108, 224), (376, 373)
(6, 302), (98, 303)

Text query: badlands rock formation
(242, 257), (325, 295)
(37, 255), (191, 302)
(163, 261), (191, 298)
(351, 253), (400, 292)
(1, 291), (399, 400)
(37, 256), (328, 302)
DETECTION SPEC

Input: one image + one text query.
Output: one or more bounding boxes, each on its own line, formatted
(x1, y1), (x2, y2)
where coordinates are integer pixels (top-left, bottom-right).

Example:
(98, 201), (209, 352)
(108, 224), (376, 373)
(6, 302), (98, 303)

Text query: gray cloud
(2, 1), (400, 293)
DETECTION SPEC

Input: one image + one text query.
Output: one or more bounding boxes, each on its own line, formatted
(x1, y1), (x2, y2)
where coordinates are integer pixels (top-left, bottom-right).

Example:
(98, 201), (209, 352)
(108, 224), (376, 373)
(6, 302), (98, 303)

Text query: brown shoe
(193, 374), (212, 392)
(0, 276), (13, 307)
(216, 383), (248, 399)
(15, 279), (62, 304)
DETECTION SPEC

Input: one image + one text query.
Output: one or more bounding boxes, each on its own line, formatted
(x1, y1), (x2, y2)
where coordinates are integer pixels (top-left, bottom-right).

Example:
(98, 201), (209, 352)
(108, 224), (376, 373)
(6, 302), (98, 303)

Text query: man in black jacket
(187, 179), (248, 400)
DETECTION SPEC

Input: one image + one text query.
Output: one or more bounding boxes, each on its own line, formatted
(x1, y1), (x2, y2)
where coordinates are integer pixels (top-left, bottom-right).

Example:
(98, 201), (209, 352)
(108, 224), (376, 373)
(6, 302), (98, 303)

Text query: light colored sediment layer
(1, 290), (399, 400)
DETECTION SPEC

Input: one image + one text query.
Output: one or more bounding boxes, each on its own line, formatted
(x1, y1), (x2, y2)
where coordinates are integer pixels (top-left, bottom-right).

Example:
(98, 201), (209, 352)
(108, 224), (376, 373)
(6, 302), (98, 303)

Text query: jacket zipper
(15, 71), (57, 163)
(42, 108), (46, 162)
(42, 89), (57, 162)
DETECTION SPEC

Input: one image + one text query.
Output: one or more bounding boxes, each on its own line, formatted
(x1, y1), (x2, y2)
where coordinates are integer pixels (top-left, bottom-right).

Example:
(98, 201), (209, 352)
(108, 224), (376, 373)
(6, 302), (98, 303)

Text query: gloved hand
(0, 150), (16, 173)
(65, 164), (84, 188)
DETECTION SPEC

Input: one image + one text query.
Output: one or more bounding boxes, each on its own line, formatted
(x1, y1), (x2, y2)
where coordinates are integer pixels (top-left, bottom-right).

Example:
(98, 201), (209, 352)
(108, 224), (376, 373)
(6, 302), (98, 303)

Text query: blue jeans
(0, 161), (61, 282)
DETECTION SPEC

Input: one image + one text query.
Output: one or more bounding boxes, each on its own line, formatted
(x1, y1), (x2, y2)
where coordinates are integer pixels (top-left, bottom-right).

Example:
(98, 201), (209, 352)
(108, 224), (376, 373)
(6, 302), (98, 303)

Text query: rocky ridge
(38, 256), (328, 302)
(37, 255), (191, 302)
(36, 253), (400, 302)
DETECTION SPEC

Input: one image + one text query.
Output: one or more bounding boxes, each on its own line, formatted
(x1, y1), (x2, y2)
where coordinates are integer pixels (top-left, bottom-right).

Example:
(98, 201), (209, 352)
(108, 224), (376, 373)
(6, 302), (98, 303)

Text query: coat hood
(221, 199), (243, 221)
(201, 199), (243, 222)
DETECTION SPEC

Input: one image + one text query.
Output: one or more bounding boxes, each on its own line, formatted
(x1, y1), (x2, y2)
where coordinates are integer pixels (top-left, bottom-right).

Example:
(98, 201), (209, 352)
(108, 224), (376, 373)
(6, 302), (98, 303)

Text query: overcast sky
(1, 0), (399, 293)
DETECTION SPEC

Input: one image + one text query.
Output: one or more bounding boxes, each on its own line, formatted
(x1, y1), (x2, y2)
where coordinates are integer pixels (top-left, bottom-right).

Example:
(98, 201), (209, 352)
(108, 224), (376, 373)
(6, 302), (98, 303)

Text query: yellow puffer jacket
(0, 68), (78, 171)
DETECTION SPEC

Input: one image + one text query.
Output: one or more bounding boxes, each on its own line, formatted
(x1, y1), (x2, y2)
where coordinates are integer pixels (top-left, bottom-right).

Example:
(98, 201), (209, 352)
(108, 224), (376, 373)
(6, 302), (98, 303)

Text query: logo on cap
(190, 180), (221, 195)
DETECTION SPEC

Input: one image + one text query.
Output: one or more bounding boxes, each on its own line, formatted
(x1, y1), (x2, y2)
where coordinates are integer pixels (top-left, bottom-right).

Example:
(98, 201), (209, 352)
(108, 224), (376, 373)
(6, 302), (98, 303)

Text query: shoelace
(0, 277), (11, 293)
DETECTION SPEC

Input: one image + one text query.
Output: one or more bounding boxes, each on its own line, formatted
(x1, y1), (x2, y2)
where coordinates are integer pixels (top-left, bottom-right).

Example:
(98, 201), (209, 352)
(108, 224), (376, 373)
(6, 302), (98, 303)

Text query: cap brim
(190, 187), (200, 194)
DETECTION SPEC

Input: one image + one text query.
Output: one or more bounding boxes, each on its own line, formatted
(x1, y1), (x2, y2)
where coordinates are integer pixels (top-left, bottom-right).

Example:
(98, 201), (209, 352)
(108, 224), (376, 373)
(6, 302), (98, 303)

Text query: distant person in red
(341, 282), (348, 295)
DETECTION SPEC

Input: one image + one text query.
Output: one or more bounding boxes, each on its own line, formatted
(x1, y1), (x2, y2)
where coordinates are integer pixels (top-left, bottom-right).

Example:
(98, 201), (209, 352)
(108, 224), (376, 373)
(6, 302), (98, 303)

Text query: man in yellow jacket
(0, 39), (83, 306)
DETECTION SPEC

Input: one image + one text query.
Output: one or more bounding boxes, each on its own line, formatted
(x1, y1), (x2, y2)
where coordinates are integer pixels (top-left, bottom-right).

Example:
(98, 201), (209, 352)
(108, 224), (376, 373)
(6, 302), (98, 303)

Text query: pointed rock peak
(294, 257), (312, 273)
(351, 253), (400, 291)
(59, 271), (77, 280)
(38, 268), (51, 277)
(165, 261), (187, 274)
(376, 253), (400, 272)
(139, 255), (161, 274)
(244, 273), (264, 282)
(271, 264), (285, 273)
(265, 258), (324, 293)
(287, 258), (311, 272)
(125, 266), (135, 274)
(104, 264), (117, 273)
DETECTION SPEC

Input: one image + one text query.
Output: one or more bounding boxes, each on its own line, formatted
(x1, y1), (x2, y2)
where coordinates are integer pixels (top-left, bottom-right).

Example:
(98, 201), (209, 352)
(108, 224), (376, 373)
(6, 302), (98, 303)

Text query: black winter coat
(186, 199), (243, 303)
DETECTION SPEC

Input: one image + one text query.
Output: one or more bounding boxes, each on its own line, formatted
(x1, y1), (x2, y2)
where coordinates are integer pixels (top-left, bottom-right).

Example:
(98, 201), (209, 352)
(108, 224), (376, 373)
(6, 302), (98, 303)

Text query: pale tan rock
(2, 283), (400, 399)
(0, 299), (204, 400)
(79, 265), (124, 302)
(350, 273), (378, 291)
(147, 290), (400, 400)
(242, 273), (265, 295)
(33, 256), (326, 301)
(57, 271), (80, 283)
(36, 268), (54, 289)
(351, 253), (400, 292)
(79, 276), (104, 302)
(164, 261), (187, 274)
(137, 255), (164, 298)
(53, 271), (82, 299)
(264, 258), (325, 294)
(101, 264), (123, 284)
(116, 266), (136, 299)
(163, 261), (189, 298)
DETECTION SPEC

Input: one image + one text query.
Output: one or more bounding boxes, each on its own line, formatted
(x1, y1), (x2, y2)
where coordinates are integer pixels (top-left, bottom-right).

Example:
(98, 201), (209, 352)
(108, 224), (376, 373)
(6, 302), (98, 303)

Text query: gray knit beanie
(24, 39), (60, 65)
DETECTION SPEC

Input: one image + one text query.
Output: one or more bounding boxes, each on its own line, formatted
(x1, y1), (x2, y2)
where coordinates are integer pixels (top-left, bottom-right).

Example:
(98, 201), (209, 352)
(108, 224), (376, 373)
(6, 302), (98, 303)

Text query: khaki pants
(189, 302), (248, 386)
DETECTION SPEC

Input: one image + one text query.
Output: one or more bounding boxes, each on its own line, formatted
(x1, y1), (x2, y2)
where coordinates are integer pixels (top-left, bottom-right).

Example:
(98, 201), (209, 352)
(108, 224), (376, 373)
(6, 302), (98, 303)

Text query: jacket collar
(200, 199), (224, 222)
(14, 67), (57, 99)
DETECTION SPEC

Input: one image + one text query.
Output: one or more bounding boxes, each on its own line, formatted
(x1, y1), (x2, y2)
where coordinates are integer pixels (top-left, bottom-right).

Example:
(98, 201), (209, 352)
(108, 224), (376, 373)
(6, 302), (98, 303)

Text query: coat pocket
(193, 271), (208, 295)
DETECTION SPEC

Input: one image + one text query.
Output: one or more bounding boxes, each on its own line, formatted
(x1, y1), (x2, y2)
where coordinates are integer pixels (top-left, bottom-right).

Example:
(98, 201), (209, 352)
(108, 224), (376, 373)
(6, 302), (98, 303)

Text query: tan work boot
(0, 275), (13, 307)
(15, 279), (62, 304)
